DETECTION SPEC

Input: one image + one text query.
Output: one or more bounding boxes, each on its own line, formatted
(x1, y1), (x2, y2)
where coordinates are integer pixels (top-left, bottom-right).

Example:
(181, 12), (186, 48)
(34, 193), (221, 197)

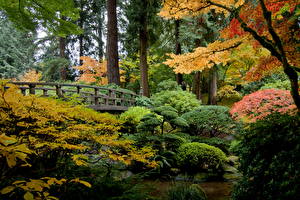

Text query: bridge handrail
(6, 82), (138, 111)
(9, 82), (138, 96)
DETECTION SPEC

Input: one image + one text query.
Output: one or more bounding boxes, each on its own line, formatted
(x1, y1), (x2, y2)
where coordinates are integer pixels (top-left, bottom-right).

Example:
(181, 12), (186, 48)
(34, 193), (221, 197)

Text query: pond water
(145, 180), (234, 200)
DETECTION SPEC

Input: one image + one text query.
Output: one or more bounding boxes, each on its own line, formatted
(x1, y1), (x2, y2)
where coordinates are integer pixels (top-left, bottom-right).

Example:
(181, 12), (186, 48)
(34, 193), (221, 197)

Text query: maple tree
(230, 89), (297, 122)
(160, 0), (300, 111)
(73, 56), (108, 85)
(18, 70), (42, 82)
(73, 56), (128, 85)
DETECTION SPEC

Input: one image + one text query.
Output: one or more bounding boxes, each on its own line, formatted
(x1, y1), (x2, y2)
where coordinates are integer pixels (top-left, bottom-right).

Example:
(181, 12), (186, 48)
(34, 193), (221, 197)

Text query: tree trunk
(284, 65), (300, 111)
(139, 1), (149, 97)
(79, 0), (84, 65)
(175, 20), (183, 85)
(79, 34), (83, 64)
(106, 0), (120, 85)
(97, 2), (104, 61)
(208, 66), (217, 105)
(59, 37), (67, 80)
(192, 71), (202, 100)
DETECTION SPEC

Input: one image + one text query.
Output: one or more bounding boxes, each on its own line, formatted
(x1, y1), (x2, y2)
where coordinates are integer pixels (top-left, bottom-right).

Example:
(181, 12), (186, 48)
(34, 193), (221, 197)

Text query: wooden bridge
(7, 82), (138, 111)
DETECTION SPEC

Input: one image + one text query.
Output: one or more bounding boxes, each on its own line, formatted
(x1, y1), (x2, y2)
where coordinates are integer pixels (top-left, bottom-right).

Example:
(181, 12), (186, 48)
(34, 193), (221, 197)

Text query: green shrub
(232, 113), (300, 200)
(182, 106), (239, 137)
(173, 132), (193, 141)
(177, 142), (227, 173)
(191, 137), (230, 155)
(167, 183), (207, 200)
(135, 96), (153, 108)
(41, 58), (74, 81)
(120, 106), (151, 133)
(229, 140), (241, 154)
(136, 113), (162, 134)
(137, 106), (188, 134)
(151, 90), (200, 114)
(162, 134), (187, 152)
(260, 80), (291, 90)
(156, 79), (182, 92)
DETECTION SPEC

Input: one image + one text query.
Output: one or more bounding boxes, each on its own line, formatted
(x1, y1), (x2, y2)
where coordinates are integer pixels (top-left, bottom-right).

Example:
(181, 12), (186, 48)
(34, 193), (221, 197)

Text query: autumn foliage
(230, 89), (297, 122)
(73, 56), (108, 85)
(18, 70), (42, 82)
(73, 56), (127, 85)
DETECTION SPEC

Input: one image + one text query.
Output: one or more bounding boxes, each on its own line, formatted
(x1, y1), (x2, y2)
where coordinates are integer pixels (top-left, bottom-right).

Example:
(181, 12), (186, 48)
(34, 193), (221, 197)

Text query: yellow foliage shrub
(0, 80), (156, 199)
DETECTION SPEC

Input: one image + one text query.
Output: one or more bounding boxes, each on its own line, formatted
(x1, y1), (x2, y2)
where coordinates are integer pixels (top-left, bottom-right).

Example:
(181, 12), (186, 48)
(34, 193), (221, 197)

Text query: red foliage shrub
(230, 89), (297, 122)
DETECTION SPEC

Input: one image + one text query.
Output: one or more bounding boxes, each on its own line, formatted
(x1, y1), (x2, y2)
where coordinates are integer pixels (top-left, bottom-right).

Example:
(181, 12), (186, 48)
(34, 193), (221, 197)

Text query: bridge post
(20, 88), (26, 95)
(55, 85), (63, 97)
(77, 86), (81, 94)
(94, 88), (99, 105)
(42, 89), (48, 96)
(29, 84), (36, 95)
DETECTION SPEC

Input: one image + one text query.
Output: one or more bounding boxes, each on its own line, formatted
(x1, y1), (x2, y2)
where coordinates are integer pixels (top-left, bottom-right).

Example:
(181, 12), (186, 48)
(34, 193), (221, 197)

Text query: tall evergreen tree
(0, 17), (36, 79)
(124, 0), (161, 96)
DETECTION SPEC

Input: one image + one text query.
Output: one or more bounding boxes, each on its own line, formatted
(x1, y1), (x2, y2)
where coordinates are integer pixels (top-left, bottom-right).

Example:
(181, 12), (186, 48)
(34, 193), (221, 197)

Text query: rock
(223, 172), (242, 181)
(227, 155), (239, 166)
(223, 164), (239, 174)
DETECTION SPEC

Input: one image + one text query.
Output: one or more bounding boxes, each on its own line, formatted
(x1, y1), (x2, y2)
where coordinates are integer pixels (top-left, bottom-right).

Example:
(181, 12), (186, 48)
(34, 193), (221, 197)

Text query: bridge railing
(6, 82), (138, 111)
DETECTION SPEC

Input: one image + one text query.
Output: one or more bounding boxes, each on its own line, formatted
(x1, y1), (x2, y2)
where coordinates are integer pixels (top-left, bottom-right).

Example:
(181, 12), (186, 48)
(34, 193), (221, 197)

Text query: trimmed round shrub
(182, 106), (239, 137)
(167, 183), (207, 200)
(177, 142), (227, 173)
(120, 106), (151, 133)
(230, 89), (297, 122)
(191, 137), (230, 155)
(151, 90), (200, 114)
(232, 113), (300, 200)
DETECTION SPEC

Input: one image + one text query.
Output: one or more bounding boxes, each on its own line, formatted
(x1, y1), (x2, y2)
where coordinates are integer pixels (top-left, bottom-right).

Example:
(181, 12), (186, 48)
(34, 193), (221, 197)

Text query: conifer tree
(0, 18), (36, 79)
(124, 0), (161, 96)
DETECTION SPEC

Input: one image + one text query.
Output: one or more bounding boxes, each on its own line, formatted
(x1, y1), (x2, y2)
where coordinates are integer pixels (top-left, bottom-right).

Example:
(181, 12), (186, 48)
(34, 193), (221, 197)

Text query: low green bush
(182, 106), (239, 137)
(177, 142), (227, 174)
(167, 183), (207, 200)
(232, 113), (300, 200)
(151, 90), (200, 114)
(120, 106), (151, 133)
